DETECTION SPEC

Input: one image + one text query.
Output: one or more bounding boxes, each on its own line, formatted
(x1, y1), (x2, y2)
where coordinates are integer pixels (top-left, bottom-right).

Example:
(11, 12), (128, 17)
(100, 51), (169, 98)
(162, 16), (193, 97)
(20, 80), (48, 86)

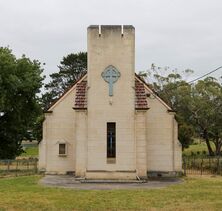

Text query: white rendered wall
(135, 111), (148, 177)
(39, 88), (76, 174)
(87, 25), (136, 172)
(146, 95), (182, 172)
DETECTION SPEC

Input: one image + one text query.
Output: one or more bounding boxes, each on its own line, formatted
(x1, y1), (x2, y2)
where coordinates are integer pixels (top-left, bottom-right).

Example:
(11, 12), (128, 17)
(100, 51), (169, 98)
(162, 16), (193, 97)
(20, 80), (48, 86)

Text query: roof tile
(135, 79), (148, 110)
(73, 78), (148, 110)
(73, 80), (87, 109)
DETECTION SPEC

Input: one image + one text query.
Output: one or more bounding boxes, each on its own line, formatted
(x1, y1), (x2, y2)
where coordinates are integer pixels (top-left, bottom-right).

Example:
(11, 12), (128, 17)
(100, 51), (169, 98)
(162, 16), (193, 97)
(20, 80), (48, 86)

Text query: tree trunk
(206, 138), (214, 156)
(203, 129), (214, 156)
(214, 139), (222, 156)
(182, 145), (184, 151)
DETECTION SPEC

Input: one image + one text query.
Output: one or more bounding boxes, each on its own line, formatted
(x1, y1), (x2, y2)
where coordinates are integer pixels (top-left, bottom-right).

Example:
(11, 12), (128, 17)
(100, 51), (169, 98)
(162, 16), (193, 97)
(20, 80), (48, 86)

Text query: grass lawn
(0, 176), (222, 210)
(21, 147), (38, 157)
(183, 142), (215, 156)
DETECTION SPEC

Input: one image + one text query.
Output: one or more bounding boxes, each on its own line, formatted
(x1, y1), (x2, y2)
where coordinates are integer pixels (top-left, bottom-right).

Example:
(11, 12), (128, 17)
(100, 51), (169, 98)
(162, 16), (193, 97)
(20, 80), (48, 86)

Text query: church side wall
(39, 89), (76, 174)
(146, 97), (182, 173)
(173, 119), (182, 171)
(38, 121), (47, 171)
(135, 111), (147, 178)
(75, 111), (87, 177)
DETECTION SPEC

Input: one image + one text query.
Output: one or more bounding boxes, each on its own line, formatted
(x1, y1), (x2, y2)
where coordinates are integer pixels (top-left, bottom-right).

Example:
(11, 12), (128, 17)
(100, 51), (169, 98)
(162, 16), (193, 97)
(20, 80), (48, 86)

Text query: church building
(39, 25), (182, 179)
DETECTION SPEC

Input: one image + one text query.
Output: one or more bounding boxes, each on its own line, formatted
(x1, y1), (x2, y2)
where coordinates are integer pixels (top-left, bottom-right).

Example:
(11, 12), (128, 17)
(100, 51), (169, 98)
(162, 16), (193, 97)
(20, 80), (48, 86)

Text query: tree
(190, 77), (222, 156)
(139, 64), (222, 155)
(42, 52), (87, 109)
(0, 47), (44, 159)
(139, 64), (195, 150)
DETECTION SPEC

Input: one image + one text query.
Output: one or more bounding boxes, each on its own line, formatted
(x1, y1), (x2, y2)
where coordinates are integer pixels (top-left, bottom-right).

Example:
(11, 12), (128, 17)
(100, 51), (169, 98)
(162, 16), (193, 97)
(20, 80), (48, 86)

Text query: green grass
(183, 142), (215, 156)
(0, 176), (222, 210)
(21, 147), (38, 157)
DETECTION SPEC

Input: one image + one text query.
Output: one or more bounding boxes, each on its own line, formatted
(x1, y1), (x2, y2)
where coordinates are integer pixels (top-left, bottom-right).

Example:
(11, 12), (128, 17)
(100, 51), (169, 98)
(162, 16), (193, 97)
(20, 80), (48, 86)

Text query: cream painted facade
(39, 25), (182, 179)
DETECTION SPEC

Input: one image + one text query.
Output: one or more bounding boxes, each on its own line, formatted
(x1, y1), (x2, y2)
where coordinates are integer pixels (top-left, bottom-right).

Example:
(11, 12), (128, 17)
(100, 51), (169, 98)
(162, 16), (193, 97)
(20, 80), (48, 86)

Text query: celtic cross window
(101, 65), (120, 96)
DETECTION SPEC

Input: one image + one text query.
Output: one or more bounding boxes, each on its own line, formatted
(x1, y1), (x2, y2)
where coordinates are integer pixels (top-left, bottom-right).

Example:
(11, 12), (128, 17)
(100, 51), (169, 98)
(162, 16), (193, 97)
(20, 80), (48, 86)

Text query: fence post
(193, 157), (195, 175)
(201, 158), (203, 175)
(28, 159), (30, 175)
(7, 160), (10, 173)
(35, 159), (38, 174)
(217, 157), (220, 175)
(220, 157), (222, 175)
(183, 157), (186, 176)
(209, 157), (211, 174)
(16, 160), (18, 177)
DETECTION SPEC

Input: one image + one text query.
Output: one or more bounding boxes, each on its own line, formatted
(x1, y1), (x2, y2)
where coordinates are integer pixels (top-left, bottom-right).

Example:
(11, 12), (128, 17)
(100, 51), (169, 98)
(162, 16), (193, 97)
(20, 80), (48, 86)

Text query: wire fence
(1, 156), (221, 177)
(183, 156), (222, 176)
(0, 158), (38, 177)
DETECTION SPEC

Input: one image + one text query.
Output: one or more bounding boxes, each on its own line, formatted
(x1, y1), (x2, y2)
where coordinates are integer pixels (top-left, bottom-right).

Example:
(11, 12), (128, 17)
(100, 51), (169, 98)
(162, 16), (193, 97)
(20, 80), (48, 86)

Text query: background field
(21, 147), (38, 157)
(20, 141), (38, 157)
(183, 142), (215, 156)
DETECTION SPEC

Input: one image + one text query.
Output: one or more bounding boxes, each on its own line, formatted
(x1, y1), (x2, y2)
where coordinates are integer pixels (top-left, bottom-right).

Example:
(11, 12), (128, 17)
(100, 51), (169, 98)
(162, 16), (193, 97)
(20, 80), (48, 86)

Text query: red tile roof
(135, 73), (172, 111)
(73, 78), (148, 110)
(45, 73), (87, 112)
(135, 79), (149, 110)
(46, 73), (151, 111)
(73, 80), (87, 109)
(45, 73), (174, 113)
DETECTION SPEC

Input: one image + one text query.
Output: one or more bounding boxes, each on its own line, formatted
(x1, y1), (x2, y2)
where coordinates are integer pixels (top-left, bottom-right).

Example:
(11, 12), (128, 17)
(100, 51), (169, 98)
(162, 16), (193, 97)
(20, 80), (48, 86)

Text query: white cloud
(0, 0), (221, 81)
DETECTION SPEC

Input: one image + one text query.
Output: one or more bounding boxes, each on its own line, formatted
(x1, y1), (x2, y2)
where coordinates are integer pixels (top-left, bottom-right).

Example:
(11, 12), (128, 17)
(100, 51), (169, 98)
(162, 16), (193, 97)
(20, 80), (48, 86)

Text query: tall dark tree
(42, 52), (87, 109)
(0, 47), (44, 159)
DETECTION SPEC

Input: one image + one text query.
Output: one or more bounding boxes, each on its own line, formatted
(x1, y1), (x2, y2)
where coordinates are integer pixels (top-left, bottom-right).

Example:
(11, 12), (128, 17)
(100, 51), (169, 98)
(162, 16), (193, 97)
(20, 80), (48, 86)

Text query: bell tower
(86, 25), (136, 178)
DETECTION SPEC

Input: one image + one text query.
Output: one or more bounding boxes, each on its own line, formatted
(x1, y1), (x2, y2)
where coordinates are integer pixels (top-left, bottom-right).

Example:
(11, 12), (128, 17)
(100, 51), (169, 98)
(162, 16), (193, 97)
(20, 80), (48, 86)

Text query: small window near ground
(59, 143), (66, 156)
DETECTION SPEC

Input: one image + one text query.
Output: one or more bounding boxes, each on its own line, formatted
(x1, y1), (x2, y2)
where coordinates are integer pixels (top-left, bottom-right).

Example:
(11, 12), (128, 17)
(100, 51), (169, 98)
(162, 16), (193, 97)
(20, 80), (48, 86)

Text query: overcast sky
(1, 0), (222, 82)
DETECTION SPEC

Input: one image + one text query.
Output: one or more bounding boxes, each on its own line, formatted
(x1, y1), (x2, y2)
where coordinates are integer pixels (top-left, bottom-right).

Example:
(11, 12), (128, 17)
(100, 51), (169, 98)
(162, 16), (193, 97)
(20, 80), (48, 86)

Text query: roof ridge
(45, 73), (87, 112)
(45, 73), (172, 112)
(135, 73), (173, 111)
